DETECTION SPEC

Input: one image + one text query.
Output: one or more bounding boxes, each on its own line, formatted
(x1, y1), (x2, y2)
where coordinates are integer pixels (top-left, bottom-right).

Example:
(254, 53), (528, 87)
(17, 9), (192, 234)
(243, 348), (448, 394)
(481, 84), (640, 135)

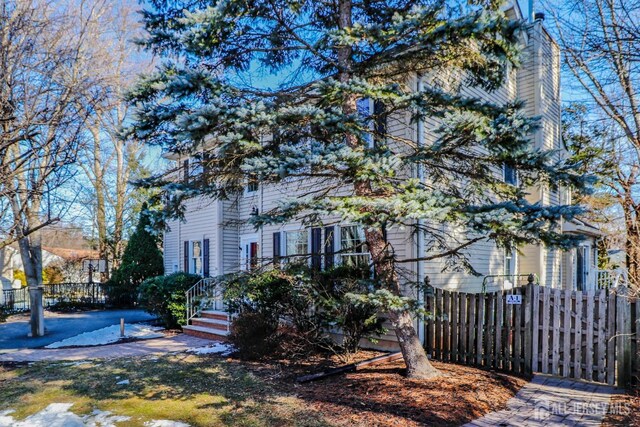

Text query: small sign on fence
(506, 294), (522, 305)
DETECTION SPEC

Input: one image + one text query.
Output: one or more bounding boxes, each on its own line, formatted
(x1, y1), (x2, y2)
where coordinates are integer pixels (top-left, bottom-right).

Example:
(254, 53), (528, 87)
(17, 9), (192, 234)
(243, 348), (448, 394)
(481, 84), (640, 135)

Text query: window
(357, 98), (386, 148)
(246, 174), (259, 193)
(504, 248), (516, 289)
(503, 163), (517, 185)
(340, 226), (370, 267)
(285, 230), (308, 260)
(191, 241), (202, 275)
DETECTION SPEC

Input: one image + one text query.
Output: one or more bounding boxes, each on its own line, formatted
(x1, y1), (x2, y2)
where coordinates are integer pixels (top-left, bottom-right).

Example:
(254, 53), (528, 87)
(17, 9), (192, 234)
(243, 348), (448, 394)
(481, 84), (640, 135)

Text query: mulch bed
(603, 391), (640, 426)
(234, 353), (528, 426)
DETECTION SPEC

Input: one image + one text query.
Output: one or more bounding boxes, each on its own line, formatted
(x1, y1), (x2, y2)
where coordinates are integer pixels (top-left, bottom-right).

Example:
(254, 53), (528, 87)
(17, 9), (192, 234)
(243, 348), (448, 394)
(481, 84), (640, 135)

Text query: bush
(228, 311), (278, 360)
(138, 272), (202, 328)
(223, 264), (385, 358)
(106, 204), (164, 307)
(314, 266), (386, 355)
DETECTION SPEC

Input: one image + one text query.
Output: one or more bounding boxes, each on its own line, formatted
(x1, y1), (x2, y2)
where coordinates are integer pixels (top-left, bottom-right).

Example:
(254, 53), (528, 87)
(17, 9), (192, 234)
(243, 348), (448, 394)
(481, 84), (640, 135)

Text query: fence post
(524, 282), (533, 375)
(616, 286), (632, 388)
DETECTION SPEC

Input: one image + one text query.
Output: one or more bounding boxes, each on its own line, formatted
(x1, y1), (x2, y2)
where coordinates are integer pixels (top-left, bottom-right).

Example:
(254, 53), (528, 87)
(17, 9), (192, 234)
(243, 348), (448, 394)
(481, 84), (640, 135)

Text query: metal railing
(0, 282), (106, 312)
(185, 277), (226, 324)
(481, 274), (539, 293)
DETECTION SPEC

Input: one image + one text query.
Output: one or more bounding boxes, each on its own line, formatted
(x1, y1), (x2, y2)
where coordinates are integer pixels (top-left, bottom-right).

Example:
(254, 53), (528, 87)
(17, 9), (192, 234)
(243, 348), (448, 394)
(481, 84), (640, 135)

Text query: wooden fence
(424, 284), (639, 388)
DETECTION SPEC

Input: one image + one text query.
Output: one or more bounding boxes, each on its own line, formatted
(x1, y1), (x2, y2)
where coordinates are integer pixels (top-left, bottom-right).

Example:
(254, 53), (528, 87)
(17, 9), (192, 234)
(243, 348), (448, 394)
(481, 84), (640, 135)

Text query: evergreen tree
(129, 0), (591, 378)
(107, 203), (164, 306)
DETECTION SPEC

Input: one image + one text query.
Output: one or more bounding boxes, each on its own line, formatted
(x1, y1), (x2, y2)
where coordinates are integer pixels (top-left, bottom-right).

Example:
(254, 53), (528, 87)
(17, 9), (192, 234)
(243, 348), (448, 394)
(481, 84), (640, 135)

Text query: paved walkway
(0, 334), (216, 362)
(465, 374), (623, 426)
(0, 309), (156, 349)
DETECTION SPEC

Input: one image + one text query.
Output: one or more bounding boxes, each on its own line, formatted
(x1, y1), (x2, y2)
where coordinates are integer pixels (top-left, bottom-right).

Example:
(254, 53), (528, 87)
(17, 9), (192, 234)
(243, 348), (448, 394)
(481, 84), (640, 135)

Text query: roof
(42, 246), (100, 261)
(563, 218), (603, 237)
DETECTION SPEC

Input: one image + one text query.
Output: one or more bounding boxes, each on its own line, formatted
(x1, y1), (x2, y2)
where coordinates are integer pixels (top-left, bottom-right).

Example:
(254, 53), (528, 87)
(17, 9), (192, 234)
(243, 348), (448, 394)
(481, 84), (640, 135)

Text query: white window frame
(504, 248), (517, 289)
(191, 240), (203, 275)
(339, 225), (371, 267)
(357, 98), (375, 148)
(240, 234), (260, 271)
(245, 175), (259, 194)
(282, 228), (310, 262)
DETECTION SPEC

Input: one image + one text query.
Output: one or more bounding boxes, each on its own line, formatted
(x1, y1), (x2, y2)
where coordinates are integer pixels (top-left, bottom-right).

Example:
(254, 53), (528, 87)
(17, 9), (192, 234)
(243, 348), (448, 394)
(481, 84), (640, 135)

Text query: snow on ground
(45, 324), (164, 349)
(186, 342), (233, 355)
(144, 421), (190, 427)
(0, 403), (190, 427)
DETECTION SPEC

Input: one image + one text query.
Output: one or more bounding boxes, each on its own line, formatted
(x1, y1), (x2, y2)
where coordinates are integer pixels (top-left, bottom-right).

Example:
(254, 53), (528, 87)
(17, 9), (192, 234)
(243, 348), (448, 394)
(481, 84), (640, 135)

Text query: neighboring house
(0, 246), (21, 290)
(9, 246), (102, 283)
(162, 6), (607, 342)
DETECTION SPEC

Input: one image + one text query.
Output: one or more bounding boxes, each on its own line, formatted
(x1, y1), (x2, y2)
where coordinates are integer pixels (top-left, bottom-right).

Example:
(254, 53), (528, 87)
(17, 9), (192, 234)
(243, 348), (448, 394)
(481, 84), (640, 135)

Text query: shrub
(228, 311), (278, 360)
(138, 272), (201, 328)
(223, 264), (385, 357)
(106, 204), (164, 306)
(314, 266), (386, 355)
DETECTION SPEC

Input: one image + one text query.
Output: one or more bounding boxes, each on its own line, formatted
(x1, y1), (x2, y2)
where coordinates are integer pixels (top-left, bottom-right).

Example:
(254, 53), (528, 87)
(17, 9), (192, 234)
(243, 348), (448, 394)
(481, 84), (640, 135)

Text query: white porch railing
(185, 277), (226, 324)
(596, 268), (627, 289)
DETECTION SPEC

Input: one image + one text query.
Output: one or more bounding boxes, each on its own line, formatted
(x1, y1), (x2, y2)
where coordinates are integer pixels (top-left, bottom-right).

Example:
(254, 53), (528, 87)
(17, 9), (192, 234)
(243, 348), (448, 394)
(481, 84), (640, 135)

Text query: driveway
(0, 309), (156, 350)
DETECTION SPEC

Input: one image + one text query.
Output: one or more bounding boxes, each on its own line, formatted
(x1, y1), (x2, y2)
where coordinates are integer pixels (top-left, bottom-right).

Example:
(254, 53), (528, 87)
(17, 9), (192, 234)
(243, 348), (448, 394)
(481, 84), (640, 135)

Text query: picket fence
(424, 283), (638, 388)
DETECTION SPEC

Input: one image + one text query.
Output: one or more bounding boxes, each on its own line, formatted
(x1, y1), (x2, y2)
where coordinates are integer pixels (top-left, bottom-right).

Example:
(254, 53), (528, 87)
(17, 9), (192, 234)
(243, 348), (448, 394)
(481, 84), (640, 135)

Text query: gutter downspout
(416, 75), (426, 345)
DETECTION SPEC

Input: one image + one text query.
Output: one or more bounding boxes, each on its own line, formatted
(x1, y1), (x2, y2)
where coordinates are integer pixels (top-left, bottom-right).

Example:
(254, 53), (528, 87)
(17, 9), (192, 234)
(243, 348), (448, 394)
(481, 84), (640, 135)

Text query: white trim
(240, 233), (260, 271)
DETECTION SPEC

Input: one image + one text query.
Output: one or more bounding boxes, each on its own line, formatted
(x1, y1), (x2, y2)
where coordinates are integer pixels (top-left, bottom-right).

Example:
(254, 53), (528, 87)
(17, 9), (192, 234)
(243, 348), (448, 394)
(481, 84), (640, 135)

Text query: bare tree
(546, 0), (640, 289)
(0, 0), (106, 336)
(73, 1), (152, 279)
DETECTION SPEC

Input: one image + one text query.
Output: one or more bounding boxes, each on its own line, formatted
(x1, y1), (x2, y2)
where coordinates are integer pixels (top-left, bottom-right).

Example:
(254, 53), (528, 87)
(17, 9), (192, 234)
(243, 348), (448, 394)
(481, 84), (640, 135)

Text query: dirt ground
(603, 391), (640, 427)
(240, 353), (528, 427)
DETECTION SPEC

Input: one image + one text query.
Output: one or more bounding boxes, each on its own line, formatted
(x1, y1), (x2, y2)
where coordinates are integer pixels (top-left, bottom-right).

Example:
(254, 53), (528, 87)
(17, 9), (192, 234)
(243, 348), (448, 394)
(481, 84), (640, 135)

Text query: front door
(240, 236), (259, 271)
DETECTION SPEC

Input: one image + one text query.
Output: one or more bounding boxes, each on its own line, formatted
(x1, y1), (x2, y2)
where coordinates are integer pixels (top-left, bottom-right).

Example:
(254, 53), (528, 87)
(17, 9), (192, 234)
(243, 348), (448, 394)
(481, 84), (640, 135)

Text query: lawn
(0, 352), (526, 426)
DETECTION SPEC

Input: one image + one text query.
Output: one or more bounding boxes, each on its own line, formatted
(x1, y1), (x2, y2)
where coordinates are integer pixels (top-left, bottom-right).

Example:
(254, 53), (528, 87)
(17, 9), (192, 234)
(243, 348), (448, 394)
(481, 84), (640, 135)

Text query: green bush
(106, 204), (164, 307)
(138, 272), (202, 328)
(228, 311), (278, 360)
(223, 264), (385, 357)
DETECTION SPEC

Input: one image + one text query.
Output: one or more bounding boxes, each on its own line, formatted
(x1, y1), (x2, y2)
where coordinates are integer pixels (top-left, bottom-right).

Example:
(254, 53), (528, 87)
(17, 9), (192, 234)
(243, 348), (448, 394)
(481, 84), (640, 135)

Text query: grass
(0, 355), (331, 427)
(0, 352), (526, 426)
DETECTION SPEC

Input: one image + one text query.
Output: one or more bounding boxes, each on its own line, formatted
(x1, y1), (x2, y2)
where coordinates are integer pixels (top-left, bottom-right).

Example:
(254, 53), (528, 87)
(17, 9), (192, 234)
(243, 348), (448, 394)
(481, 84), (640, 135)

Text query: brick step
(182, 325), (229, 341)
(200, 310), (229, 321)
(191, 317), (229, 331)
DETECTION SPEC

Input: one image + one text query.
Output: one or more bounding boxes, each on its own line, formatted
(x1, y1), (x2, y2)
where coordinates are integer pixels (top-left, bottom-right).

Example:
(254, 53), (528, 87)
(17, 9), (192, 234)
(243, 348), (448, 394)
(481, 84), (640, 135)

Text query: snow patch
(186, 342), (233, 355)
(0, 403), (129, 427)
(115, 379), (129, 385)
(0, 404), (191, 427)
(144, 421), (190, 427)
(45, 324), (164, 349)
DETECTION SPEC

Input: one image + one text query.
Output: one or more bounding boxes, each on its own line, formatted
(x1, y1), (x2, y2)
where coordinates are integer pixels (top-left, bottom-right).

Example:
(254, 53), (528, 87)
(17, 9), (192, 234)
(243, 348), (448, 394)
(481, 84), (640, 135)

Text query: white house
(162, 6), (604, 343)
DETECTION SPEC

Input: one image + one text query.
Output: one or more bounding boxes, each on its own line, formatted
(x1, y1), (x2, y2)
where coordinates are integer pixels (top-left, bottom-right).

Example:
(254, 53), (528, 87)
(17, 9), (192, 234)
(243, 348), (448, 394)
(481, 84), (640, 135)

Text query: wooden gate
(424, 284), (638, 387)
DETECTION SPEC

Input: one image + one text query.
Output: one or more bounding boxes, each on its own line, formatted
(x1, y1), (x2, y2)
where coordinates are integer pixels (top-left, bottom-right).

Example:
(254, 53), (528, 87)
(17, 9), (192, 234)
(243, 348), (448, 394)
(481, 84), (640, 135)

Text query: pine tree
(107, 204), (164, 306)
(129, 1), (591, 378)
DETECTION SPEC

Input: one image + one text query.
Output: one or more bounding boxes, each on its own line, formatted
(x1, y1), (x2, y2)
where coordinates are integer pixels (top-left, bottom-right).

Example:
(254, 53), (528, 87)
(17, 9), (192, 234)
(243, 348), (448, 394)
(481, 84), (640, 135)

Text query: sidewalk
(464, 374), (623, 426)
(0, 334), (216, 362)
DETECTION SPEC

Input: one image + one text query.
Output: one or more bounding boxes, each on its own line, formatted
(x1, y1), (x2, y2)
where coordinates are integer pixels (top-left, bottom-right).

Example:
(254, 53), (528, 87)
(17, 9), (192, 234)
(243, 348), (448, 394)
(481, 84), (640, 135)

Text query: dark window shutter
(311, 228), (322, 270)
(324, 226), (335, 269)
(203, 239), (210, 277)
(374, 101), (386, 146)
(273, 232), (281, 265)
(183, 241), (189, 272)
(183, 159), (190, 183)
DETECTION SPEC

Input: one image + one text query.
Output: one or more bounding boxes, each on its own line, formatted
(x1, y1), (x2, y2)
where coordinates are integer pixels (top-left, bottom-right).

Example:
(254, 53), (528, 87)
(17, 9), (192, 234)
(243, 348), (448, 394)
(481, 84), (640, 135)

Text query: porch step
(182, 325), (230, 341)
(191, 317), (229, 331)
(200, 310), (229, 321)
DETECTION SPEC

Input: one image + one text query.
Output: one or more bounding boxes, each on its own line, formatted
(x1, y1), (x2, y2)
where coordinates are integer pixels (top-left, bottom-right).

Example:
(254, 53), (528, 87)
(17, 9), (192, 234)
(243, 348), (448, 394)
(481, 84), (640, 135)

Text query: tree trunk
(336, 0), (438, 379)
(622, 196), (640, 291)
(361, 212), (439, 379)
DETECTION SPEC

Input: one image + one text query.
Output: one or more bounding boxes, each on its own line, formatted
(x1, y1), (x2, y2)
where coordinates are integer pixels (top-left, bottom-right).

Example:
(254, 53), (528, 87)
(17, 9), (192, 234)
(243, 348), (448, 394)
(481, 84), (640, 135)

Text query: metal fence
(0, 282), (106, 312)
